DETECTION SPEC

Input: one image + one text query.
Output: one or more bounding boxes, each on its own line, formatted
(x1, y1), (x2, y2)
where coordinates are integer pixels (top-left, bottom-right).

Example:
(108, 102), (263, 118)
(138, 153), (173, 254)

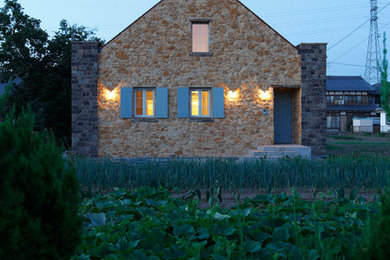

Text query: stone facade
(71, 0), (328, 158)
(96, 0), (302, 158)
(71, 42), (100, 156)
(297, 43), (327, 155)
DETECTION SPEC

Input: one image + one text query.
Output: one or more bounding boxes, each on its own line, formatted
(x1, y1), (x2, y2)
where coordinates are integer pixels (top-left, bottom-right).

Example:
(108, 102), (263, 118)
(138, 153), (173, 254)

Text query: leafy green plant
(356, 188), (390, 259)
(0, 108), (81, 259)
(379, 33), (390, 122)
(75, 187), (376, 259)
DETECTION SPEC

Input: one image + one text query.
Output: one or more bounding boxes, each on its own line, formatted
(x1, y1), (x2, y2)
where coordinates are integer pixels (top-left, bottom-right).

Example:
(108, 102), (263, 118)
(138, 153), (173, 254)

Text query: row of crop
(75, 187), (378, 259)
(73, 155), (390, 191)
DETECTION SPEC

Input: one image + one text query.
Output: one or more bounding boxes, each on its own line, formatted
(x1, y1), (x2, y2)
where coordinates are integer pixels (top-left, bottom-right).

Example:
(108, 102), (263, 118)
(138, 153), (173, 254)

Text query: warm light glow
(105, 88), (116, 100)
(202, 91), (209, 116)
(259, 89), (272, 101)
(191, 90), (210, 117)
(191, 91), (200, 116)
(135, 89), (155, 117)
(135, 90), (143, 116)
(146, 90), (154, 116)
(227, 89), (240, 101)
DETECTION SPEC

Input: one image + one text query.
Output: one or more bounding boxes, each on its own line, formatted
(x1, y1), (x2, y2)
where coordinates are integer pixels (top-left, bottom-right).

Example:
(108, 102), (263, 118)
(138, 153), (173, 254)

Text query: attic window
(192, 21), (210, 53)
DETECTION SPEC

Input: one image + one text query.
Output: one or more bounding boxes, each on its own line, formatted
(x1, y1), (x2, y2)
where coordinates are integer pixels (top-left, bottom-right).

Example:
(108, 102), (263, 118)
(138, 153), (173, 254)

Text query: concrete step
(249, 145), (311, 159)
(238, 155), (280, 161)
(248, 150), (299, 157)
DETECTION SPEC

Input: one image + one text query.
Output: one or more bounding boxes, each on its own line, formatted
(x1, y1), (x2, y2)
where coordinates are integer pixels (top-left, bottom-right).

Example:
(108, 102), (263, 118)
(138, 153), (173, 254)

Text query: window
(190, 89), (210, 117)
(134, 88), (155, 117)
(192, 23), (209, 53)
(326, 95), (334, 103)
(327, 115), (340, 129)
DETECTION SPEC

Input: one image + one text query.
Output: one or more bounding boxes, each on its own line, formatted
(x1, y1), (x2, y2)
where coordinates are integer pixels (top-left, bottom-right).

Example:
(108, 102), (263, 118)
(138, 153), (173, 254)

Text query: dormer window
(192, 23), (209, 53)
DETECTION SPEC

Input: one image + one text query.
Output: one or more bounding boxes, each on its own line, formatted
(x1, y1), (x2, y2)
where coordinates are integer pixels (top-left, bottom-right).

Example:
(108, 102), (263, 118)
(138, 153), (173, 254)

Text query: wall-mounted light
(227, 89), (240, 101)
(258, 89), (272, 101)
(104, 88), (116, 100)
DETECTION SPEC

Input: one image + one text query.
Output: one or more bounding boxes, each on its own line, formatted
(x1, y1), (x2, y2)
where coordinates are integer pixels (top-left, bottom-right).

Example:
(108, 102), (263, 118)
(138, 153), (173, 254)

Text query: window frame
(326, 95), (334, 104)
(327, 115), (340, 129)
(191, 19), (212, 55)
(190, 88), (211, 118)
(134, 87), (156, 118)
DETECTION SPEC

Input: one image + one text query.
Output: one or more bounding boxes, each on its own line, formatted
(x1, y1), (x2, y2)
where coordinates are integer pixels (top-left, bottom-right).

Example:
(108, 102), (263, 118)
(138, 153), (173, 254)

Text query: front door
(274, 92), (292, 144)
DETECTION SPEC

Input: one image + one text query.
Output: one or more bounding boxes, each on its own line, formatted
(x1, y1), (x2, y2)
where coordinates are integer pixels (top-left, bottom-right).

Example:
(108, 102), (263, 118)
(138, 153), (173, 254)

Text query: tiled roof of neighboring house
(370, 82), (381, 95)
(326, 76), (374, 92)
(327, 104), (378, 111)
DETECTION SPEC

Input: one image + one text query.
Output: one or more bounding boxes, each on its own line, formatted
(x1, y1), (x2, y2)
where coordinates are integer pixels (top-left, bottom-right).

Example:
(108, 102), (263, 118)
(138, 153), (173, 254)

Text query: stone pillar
(297, 43), (327, 156)
(71, 42), (100, 157)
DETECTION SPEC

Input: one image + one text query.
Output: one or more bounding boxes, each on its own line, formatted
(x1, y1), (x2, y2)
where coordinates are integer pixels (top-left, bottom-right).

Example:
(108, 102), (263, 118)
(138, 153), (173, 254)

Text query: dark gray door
(274, 92), (292, 144)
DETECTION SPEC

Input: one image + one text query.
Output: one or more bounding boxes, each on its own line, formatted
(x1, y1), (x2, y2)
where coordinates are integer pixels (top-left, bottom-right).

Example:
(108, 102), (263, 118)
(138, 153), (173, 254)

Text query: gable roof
(104, 0), (296, 49)
(326, 76), (374, 92)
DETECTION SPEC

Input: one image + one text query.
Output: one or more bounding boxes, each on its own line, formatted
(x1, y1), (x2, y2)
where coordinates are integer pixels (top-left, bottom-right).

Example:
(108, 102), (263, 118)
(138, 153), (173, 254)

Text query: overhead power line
(328, 62), (369, 68)
(331, 21), (390, 62)
(327, 1), (390, 51)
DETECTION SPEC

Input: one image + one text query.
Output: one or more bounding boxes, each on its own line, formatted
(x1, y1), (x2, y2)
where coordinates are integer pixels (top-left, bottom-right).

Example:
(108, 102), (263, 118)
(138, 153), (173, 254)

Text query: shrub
(356, 188), (390, 259)
(0, 108), (81, 259)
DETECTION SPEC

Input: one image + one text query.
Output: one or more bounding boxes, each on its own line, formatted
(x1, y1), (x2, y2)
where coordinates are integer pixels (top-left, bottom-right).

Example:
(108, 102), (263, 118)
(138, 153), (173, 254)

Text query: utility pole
(364, 0), (381, 84)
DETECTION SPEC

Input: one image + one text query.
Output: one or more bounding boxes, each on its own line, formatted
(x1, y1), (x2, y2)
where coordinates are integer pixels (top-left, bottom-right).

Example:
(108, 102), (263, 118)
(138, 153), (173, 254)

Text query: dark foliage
(0, 0), (102, 147)
(356, 188), (390, 259)
(0, 108), (82, 259)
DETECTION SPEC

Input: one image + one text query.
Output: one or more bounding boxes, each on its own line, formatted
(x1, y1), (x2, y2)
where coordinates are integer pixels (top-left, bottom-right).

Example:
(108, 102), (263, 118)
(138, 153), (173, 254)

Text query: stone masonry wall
(97, 0), (302, 158)
(297, 43), (327, 156)
(72, 42), (99, 156)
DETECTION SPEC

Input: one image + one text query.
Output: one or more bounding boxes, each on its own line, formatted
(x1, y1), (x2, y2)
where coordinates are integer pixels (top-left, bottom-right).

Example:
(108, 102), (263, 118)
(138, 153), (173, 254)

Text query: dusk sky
(6, 0), (390, 79)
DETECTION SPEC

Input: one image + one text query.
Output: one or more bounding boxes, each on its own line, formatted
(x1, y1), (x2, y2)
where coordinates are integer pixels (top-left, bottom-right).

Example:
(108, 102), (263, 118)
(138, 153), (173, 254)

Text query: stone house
(72, 0), (327, 158)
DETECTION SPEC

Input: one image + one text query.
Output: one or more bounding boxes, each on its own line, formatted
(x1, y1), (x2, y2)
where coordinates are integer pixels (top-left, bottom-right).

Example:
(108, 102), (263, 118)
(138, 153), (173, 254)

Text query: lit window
(192, 23), (209, 53)
(191, 89), (210, 117)
(135, 88), (154, 117)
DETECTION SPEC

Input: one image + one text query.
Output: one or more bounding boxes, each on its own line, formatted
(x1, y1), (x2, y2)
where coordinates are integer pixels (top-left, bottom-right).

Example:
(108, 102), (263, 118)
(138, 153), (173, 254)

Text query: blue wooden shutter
(177, 87), (189, 118)
(212, 87), (224, 118)
(156, 88), (168, 119)
(120, 87), (133, 118)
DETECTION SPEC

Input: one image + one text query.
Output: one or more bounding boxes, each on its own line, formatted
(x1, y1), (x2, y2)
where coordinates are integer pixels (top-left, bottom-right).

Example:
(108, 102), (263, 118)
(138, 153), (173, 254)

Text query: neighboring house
(370, 82), (381, 106)
(326, 76), (377, 131)
(72, 0), (327, 158)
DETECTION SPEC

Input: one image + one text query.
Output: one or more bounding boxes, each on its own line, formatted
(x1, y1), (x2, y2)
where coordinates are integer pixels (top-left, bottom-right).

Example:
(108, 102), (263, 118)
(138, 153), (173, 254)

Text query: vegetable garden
(72, 155), (390, 259)
(74, 155), (390, 192)
(75, 186), (384, 259)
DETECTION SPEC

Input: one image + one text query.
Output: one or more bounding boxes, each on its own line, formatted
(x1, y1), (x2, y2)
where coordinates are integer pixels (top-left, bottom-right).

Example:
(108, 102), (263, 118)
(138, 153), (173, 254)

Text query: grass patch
(327, 135), (358, 140)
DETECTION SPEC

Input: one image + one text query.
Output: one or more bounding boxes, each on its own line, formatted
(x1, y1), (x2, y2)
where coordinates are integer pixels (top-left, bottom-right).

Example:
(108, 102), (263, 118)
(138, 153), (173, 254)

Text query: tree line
(0, 0), (103, 147)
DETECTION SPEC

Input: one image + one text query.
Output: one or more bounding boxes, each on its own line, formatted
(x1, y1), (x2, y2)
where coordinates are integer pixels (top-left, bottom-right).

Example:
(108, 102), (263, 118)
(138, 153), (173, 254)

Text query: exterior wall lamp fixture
(227, 88), (240, 101)
(104, 87), (117, 101)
